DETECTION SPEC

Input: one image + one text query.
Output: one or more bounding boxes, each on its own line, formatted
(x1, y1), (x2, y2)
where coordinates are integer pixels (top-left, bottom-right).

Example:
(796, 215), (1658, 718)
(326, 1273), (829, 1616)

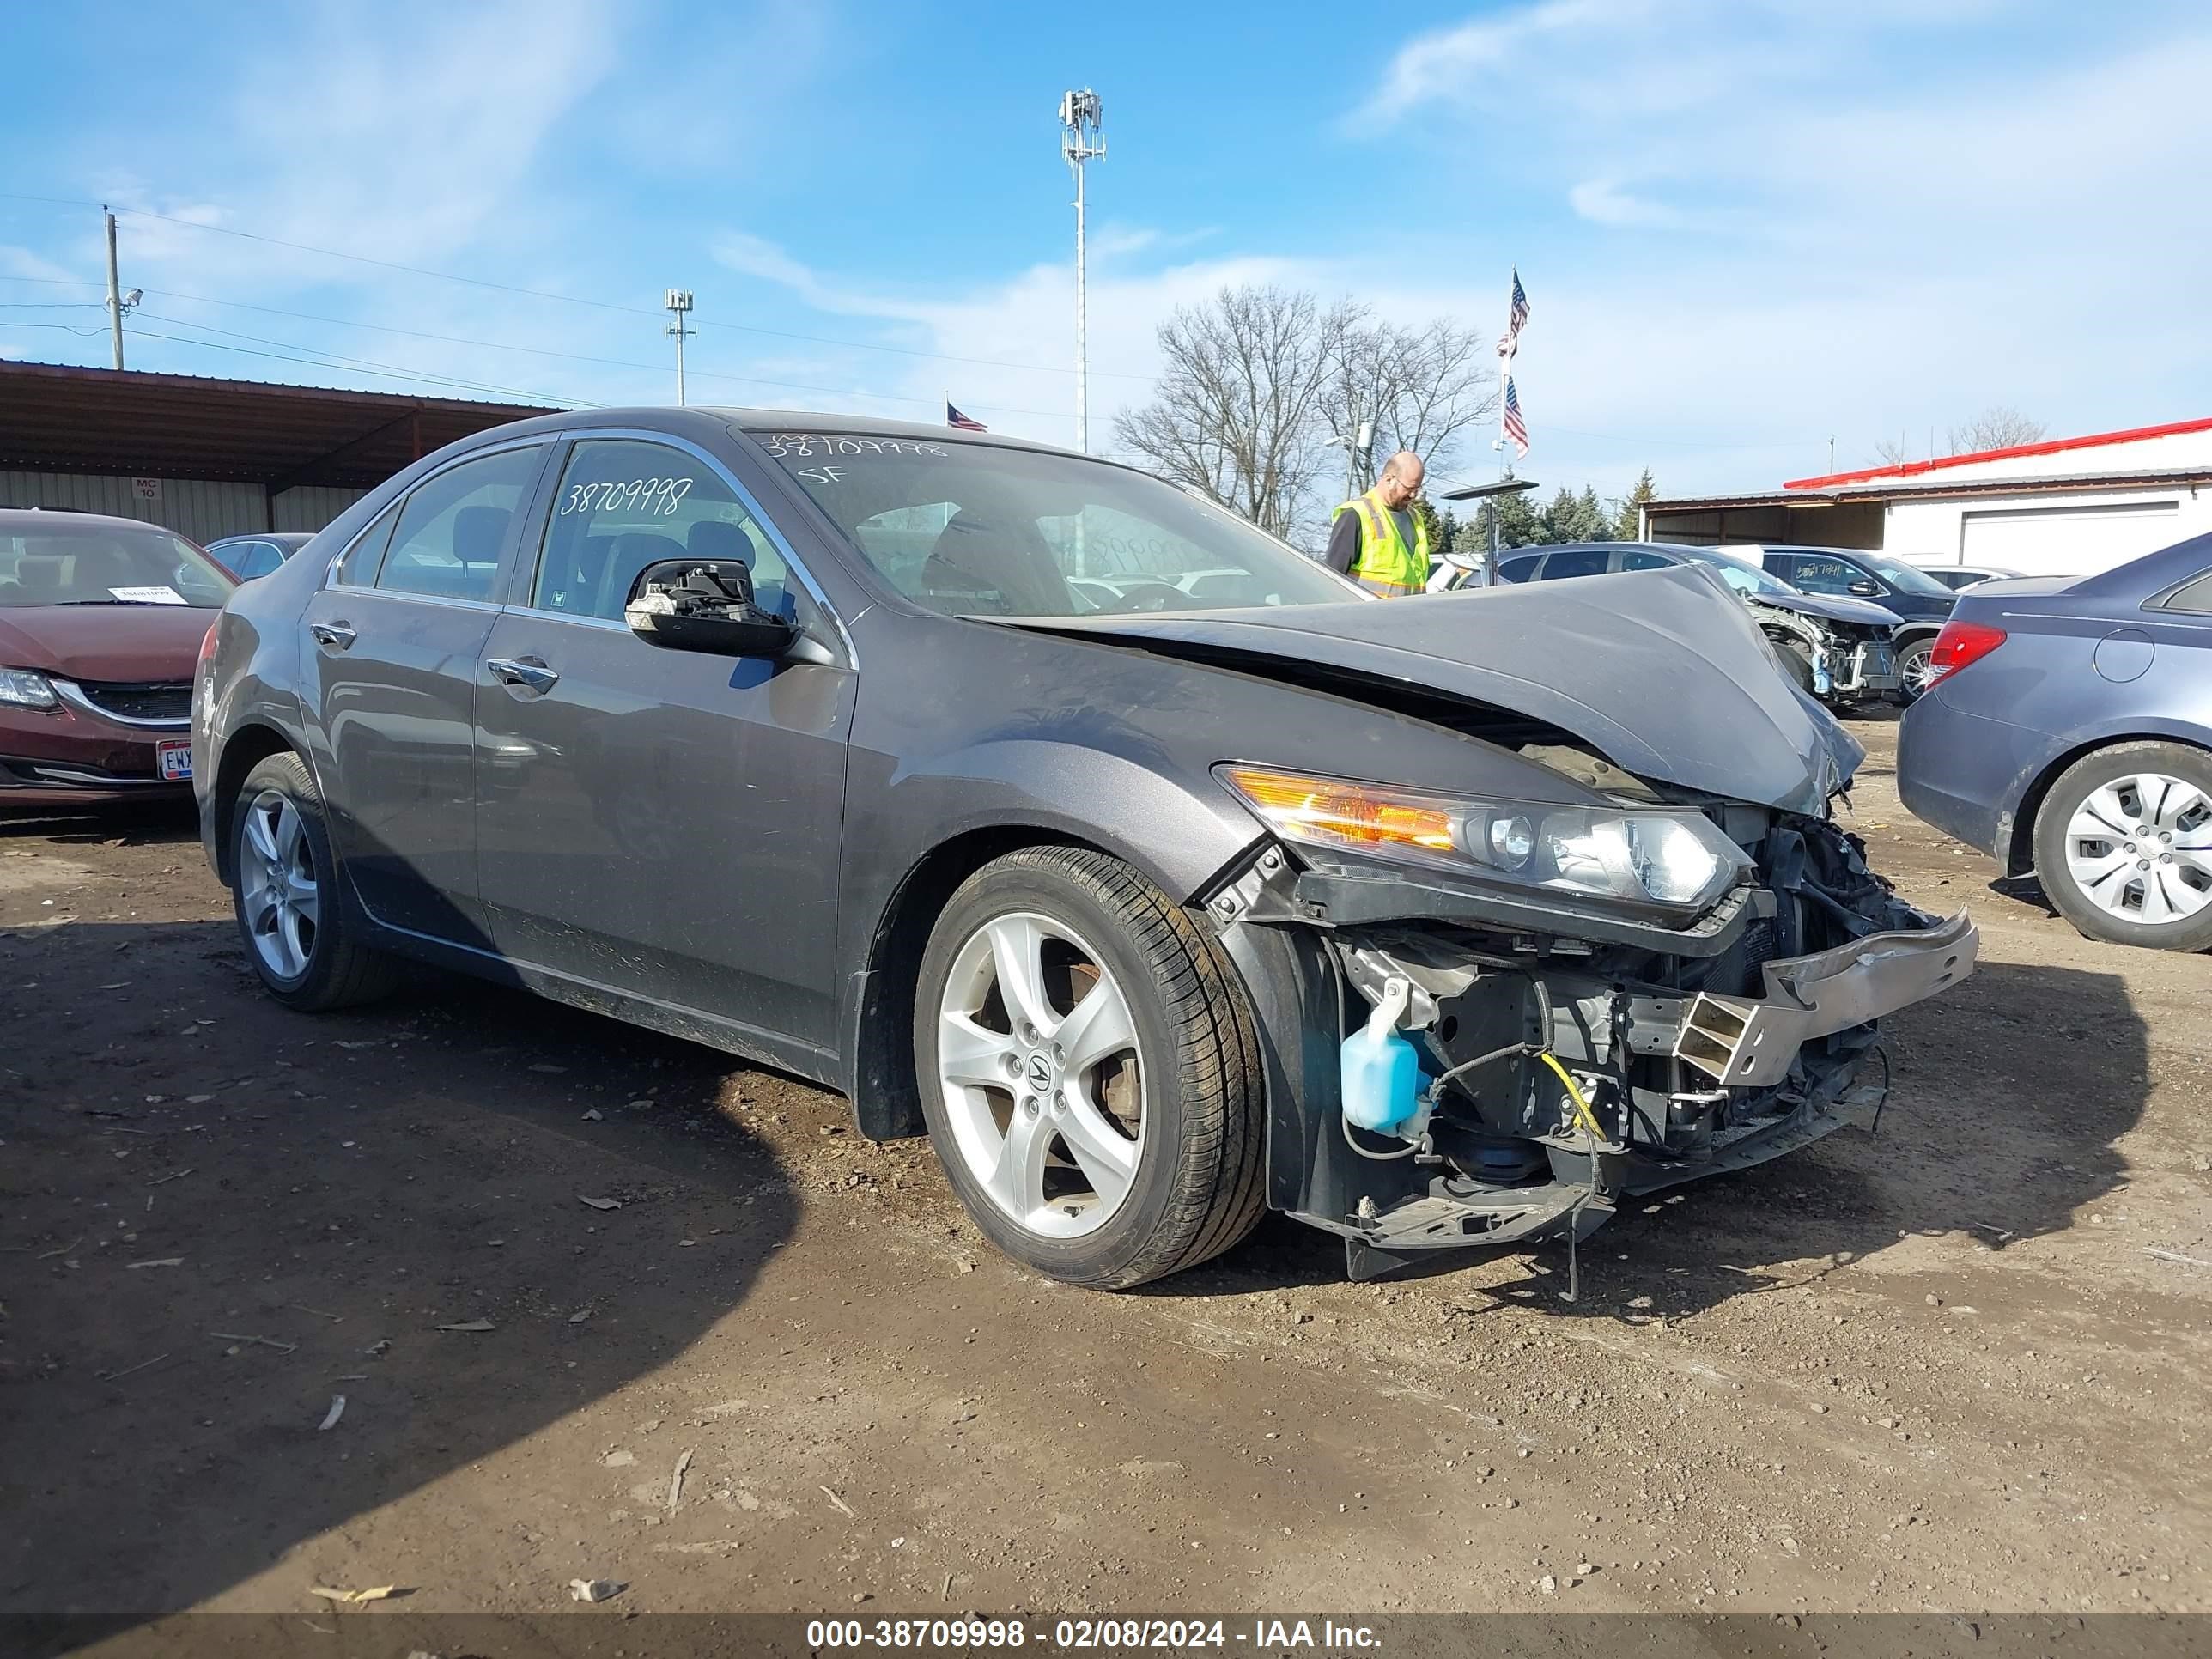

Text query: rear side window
(228, 541), (285, 580)
(532, 439), (792, 622)
(2160, 568), (2212, 615)
(1542, 548), (1609, 580)
(372, 445), (545, 602)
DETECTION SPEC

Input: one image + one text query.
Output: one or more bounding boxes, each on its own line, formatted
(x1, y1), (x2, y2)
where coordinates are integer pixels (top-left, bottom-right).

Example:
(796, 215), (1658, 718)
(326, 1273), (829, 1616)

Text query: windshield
(1679, 547), (1795, 597)
(0, 520), (234, 608)
(752, 430), (1358, 617)
(1855, 554), (1954, 597)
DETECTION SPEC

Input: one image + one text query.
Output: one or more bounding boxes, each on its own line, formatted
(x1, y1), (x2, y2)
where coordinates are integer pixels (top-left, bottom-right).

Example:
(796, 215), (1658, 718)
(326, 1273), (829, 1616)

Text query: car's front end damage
(1029, 562), (1976, 1281)
(1202, 766), (1973, 1280)
(1745, 595), (1902, 703)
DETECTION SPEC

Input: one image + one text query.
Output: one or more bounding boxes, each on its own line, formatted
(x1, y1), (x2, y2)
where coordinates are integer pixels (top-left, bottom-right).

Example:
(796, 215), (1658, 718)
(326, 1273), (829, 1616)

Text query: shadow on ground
(0, 872), (799, 1644)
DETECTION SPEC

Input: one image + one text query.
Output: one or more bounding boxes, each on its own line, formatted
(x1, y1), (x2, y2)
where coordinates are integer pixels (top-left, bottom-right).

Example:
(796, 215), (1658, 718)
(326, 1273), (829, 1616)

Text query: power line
(125, 306), (1082, 421)
(0, 191), (1155, 382)
(119, 325), (595, 406)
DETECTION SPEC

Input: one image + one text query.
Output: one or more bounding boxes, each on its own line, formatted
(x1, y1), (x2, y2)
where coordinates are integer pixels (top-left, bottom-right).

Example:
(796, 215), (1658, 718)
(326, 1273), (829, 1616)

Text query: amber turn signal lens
(1219, 766), (1459, 853)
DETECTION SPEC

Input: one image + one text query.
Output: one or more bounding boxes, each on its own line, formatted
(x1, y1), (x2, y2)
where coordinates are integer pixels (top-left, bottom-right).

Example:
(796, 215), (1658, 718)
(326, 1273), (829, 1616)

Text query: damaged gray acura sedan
(195, 409), (1977, 1288)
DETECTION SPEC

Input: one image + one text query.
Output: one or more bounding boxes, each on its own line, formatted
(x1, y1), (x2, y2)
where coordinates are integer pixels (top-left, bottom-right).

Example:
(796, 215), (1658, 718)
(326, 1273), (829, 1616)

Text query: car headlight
(1217, 764), (1753, 916)
(0, 668), (58, 711)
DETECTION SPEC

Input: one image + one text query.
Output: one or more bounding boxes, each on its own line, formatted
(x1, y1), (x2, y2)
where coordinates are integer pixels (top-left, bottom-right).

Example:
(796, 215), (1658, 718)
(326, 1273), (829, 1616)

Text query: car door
(301, 440), (550, 945)
(472, 433), (856, 1061)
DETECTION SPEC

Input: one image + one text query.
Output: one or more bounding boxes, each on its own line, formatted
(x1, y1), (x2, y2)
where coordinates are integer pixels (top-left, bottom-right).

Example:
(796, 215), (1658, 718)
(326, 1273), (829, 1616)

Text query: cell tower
(1059, 89), (1105, 453)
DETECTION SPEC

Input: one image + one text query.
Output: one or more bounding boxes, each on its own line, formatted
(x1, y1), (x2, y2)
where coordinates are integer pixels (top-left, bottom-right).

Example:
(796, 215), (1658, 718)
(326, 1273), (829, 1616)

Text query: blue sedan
(1898, 533), (2212, 950)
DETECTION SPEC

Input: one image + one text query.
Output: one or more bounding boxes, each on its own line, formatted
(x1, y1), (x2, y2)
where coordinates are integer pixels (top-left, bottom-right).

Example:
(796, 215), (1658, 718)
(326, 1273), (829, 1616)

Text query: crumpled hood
(1010, 563), (1864, 815)
(0, 604), (215, 681)
(1748, 586), (1905, 629)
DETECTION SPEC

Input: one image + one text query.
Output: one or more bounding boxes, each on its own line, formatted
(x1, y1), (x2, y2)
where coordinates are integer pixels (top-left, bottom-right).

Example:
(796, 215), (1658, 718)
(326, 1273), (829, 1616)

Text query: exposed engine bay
(1207, 738), (1976, 1285)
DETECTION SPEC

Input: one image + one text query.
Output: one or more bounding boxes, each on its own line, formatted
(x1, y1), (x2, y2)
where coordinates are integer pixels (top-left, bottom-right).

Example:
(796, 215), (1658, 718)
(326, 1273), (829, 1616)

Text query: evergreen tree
(1615, 468), (1656, 540)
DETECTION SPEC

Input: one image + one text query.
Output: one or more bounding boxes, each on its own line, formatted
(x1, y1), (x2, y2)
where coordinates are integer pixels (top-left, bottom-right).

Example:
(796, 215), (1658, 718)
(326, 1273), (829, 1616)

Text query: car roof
(0, 507), (179, 533)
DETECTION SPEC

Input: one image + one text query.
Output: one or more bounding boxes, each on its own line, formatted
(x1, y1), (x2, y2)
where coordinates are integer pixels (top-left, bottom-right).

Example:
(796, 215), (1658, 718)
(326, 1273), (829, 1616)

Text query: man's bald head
(1377, 450), (1425, 507)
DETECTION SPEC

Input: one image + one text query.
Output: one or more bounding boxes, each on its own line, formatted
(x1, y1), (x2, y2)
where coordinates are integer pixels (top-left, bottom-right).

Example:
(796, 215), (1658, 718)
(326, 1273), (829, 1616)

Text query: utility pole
(665, 289), (696, 406)
(1059, 89), (1105, 453)
(103, 208), (124, 371)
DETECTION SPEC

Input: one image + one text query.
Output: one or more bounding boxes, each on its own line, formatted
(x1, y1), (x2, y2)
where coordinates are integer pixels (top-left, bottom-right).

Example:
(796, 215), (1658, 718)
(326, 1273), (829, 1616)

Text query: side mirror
(624, 559), (797, 659)
(1848, 579), (1882, 598)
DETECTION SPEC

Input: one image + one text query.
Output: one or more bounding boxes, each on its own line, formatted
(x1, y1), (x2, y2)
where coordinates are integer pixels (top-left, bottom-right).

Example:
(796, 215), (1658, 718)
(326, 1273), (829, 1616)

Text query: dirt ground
(3, 715), (2209, 1631)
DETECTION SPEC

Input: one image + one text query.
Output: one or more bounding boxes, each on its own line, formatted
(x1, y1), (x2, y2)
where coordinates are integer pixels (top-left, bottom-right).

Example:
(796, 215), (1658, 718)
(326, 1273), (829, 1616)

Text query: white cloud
(1565, 179), (1680, 228)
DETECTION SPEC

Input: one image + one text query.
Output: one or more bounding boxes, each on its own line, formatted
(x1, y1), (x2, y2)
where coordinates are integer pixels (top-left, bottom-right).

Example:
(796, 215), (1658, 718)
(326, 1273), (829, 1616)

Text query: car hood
(0, 605), (215, 681)
(1004, 563), (1863, 816)
(1745, 587), (1905, 628)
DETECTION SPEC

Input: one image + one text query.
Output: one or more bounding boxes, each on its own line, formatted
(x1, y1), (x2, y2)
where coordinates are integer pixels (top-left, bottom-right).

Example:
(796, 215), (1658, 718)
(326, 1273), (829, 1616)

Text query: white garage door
(1959, 500), (2182, 577)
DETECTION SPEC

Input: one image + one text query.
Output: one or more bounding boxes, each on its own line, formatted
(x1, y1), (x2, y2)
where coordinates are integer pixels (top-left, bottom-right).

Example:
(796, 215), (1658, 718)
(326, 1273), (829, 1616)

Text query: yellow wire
(1538, 1050), (1607, 1140)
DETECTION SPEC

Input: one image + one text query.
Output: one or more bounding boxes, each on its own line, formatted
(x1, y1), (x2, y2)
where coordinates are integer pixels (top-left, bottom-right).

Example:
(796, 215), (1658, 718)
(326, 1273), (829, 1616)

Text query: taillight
(1925, 619), (2007, 684)
(198, 623), (220, 666)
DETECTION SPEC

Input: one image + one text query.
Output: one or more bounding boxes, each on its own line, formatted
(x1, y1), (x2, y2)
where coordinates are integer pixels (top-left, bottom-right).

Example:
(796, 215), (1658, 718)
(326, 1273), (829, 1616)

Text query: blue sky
(3, 0), (2209, 501)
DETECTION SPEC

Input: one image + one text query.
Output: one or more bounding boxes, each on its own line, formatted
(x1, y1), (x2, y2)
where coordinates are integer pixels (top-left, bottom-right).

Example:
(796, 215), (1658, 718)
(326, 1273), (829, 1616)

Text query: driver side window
(532, 440), (791, 623)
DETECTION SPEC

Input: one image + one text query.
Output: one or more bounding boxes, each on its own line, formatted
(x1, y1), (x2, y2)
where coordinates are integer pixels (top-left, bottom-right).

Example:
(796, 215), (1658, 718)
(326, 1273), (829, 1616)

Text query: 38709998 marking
(805, 1618), (1031, 1649)
(801, 1619), (1231, 1649)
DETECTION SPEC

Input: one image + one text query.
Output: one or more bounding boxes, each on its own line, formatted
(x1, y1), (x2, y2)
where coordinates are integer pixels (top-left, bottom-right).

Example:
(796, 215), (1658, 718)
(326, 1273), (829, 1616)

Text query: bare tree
(1874, 407), (2047, 468)
(1317, 319), (1498, 495)
(1113, 285), (1358, 539)
(1947, 405), (2047, 453)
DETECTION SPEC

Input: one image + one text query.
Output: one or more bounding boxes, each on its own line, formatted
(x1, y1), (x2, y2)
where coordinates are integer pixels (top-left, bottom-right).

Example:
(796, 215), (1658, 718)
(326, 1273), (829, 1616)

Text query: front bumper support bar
(1663, 908), (1977, 1089)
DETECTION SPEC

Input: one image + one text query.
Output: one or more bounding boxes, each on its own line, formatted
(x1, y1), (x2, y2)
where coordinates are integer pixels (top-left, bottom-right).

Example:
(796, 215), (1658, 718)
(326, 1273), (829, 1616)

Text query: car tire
(914, 846), (1267, 1289)
(229, 751), (399, 1010)
(1771, 636), (1817, 697)
(1894, 634), (1936, 702)
(2031, 741), (2212, 951)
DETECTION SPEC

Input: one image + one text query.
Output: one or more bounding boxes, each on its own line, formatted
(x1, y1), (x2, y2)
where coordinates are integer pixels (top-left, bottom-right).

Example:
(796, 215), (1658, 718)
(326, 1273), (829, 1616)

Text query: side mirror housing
(1848, 578), (1883, 598)
(624, 559), (798, 659)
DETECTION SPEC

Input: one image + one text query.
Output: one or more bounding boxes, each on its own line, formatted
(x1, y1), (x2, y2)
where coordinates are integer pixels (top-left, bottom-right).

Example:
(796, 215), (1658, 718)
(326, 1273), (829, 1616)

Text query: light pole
(1059, 89), (1105, 453)
(665, 289), (696, 406)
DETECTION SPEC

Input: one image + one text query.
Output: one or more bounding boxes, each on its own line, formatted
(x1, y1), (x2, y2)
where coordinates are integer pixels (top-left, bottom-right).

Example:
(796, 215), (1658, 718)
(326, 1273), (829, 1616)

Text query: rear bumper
(1896, 696), (2039, 858)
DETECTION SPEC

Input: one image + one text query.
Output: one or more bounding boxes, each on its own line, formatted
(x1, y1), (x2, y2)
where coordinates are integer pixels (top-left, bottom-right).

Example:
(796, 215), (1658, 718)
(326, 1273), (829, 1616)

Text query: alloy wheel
(239, 789), (320, 979)
(1898, 639), (1937, 696)
(934, 911), (1145, 1238)
(2062, 772), (2212, 925)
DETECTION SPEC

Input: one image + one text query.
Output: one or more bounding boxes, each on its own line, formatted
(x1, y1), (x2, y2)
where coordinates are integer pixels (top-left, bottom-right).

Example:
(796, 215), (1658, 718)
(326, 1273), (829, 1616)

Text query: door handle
(488, 656), (561, 696)
(309, 620), (356, 651)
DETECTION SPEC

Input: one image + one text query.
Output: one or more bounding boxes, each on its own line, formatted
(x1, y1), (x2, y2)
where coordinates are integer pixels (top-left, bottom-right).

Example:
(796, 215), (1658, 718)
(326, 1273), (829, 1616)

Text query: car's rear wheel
(914, 847), (1266, 1289)
(2032, 742), (2212, 951)
(230, 751), (398, 1009)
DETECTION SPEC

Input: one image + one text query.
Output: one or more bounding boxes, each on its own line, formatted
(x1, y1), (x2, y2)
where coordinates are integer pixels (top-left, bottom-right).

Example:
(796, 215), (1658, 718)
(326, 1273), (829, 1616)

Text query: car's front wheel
(1895, 634), (1937, 700)
(2032, 742), (2212, 951)
(914, 847), (1267, 1289)
(230, 751), (398, 1009)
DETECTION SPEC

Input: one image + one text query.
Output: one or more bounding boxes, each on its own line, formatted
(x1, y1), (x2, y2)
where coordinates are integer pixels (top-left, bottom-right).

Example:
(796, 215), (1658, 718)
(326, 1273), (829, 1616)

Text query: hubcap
(2063, 772), (2212, 926)
(935, 911), (1144, 1238)
(1899, 641), (1936, 695)
(238, 789), (319, 979)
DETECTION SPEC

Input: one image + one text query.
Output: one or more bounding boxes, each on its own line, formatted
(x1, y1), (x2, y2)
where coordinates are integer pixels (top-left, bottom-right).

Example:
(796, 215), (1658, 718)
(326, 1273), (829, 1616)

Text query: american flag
(946, 402), (988, 433)
(1496, 268), (1530, 358)
(1502, 376), (1529, 459)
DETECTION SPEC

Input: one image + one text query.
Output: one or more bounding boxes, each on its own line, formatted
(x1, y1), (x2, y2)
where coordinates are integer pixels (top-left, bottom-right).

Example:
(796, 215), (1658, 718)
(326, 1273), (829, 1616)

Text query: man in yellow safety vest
(1324, 452), (1431, 597)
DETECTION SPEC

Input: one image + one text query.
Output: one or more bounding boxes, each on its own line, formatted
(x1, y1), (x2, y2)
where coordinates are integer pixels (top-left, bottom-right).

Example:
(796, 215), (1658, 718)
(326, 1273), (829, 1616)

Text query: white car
(1911, 562), (2027, 592)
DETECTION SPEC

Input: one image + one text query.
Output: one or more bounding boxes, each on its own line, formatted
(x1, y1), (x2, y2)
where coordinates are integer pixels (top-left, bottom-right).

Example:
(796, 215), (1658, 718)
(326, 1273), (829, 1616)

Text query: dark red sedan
(0, 509), (235, 800)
